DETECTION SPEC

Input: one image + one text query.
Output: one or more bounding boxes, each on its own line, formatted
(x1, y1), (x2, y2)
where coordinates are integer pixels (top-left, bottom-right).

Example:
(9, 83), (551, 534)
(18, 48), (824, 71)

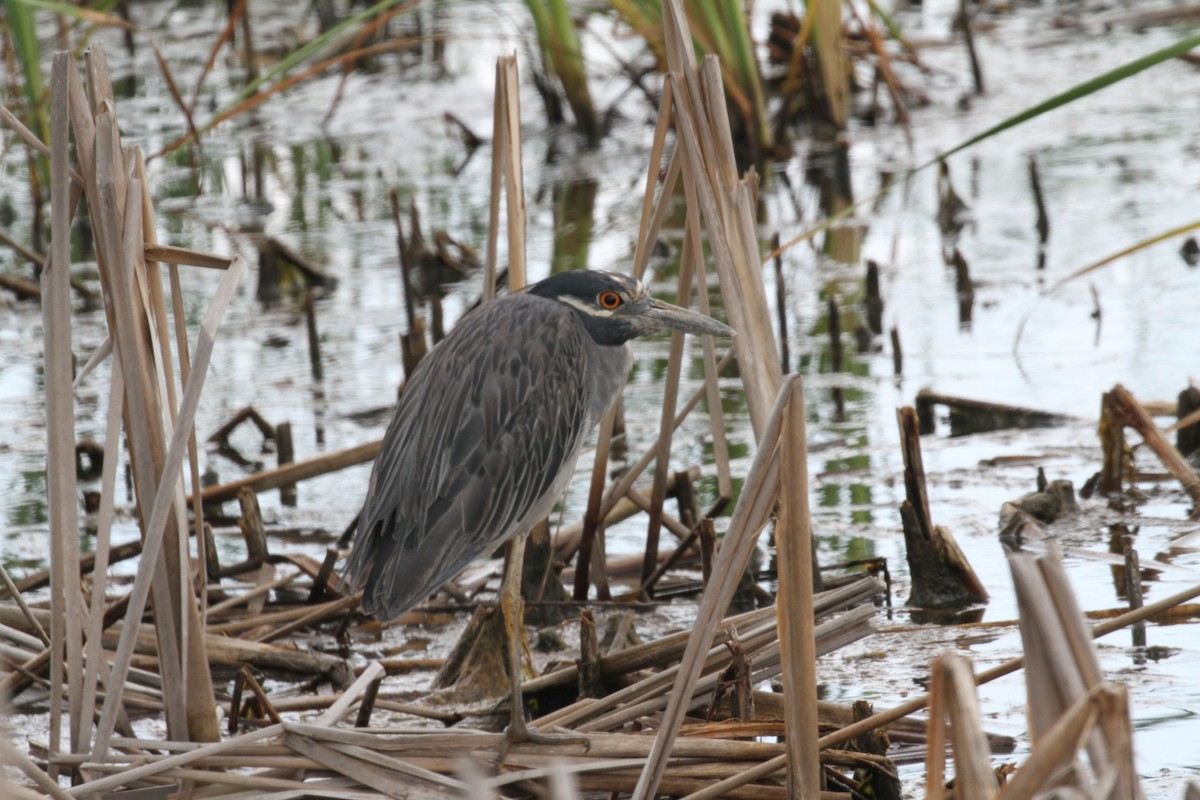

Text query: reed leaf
(524, 0), (599, 146)
(609, 0), (771, 162)
(4, 0), (49, 167)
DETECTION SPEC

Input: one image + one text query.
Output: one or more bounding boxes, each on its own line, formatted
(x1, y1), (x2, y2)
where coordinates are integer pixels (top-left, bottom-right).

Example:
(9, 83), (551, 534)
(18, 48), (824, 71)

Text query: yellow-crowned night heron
(343, 269), (732, 738)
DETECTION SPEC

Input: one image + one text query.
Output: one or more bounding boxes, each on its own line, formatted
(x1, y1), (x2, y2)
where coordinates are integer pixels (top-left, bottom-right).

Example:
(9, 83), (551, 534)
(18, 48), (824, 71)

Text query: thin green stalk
(4, 0), (49, 152)
(529, 0), (599, 145)
(610, 0), (771, 158)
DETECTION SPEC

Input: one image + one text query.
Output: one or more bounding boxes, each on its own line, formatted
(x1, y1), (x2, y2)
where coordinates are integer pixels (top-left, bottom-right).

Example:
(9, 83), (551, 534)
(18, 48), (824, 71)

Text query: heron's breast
(584, 342), (633, 430)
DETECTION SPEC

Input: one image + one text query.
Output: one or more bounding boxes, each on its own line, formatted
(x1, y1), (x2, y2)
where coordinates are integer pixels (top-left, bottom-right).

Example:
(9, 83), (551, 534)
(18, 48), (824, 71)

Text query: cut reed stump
(1101, 384), (1200, 519)
(896, 407), (988, 609)
(1177, 384), (1200, 458)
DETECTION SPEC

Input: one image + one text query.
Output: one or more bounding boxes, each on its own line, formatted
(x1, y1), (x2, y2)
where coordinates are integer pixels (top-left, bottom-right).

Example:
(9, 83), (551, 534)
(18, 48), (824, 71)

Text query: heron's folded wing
(346, 295), (590, 619)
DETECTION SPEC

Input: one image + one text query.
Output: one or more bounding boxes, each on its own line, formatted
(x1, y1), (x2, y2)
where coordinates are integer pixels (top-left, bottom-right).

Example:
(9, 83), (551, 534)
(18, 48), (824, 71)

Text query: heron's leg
(500, 530), (544, 741)
(499, 531), (585, 752)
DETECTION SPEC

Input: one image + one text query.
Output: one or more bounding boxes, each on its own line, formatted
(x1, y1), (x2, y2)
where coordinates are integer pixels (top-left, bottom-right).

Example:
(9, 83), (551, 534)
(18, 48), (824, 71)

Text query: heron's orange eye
(598, 291), (622, 310)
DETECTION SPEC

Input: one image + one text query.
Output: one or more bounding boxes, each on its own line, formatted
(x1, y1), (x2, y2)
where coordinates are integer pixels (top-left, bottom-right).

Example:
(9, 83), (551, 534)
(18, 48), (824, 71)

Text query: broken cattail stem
(1104, 384), (1200, 514)
(193, 440), (380, 505)
(202, 523), (221, 583)
(639, 526), (701, 595)
(698, 518), (716, 585)
(228, 669), (246, 735)
(207, 405), (275, 444)
(352, 668), (385, 728)
(276, 420), (297, 506)
(827, 295), (842, 372)
(1029, 155), (1050, 245)
(890, 327), (902, 376)
(579, 609), (602, 700)
(915, 389), (1069, 437)
(952, 248), (974, 327)
(1123, 545), (1146, 648)
(864, 259), (883, 335)
(897, 407), (988, 608)
(305, 288), (323, 382)
(772, 232), (789, 374)
(577, 407), (617, 601)
(674, 469), (699, 531)
(308, 547), (339, 603)
(389, 189), (417, 332)
(959, 0), (984, 94)
(1176, 385), (1200, 457)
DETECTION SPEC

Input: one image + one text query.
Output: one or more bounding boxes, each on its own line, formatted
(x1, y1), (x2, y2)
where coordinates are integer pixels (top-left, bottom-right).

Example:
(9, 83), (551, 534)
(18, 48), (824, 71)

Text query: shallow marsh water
(2, 0), (1200, 793)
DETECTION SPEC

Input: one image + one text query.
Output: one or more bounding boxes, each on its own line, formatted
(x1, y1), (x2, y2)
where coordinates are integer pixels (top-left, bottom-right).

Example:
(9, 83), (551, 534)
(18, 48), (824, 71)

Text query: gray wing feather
(343, 294), (591, 620)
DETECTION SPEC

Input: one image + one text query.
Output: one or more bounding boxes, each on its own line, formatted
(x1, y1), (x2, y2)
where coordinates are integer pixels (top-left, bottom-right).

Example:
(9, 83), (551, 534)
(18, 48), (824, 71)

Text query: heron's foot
(497, 718), (589, 763)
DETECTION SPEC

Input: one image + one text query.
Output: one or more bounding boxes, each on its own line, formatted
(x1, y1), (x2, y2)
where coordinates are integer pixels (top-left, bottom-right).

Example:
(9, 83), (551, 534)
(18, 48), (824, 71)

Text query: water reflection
(550, 178), (597, 273)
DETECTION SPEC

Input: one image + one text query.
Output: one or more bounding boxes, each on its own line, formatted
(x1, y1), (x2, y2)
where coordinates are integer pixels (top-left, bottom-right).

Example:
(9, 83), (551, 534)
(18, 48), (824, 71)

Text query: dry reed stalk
(77, 346), (125, 748)
(0, 568), (47, 646)
(205, 570), (305, 618)
(285, 737), (460, 799)
(1010, 553), (1108, 773)
(999, 685), (1109, 800)
(45, 45), (221, 757)
(194, 440), (381, 504)
(630, 79), (676, 280)
(666, 47), (781, 435)
(0, 735), (74, 800)
(591, 348), (734, 520)
(528, 575), (881, 719)
(627, 86), (687, 592)
(1010, 546), (1143, 798)
(641, 235), (694, 586)
(923, 653), (997, 800)
(810, 0), (849, 128)
(678, 161), (733, 509)
(143, 243), (234, 269)
(682, 574), (1200, 800)
(98, 624), (349, 679)
(775, 377), (820, 798)
(575, 406), (616, 600)
(314, 662), (387, 727)
(253, 593), (360, 644)
(68, 724), (285, 798)
(484, 55), (526, 300)
(316, 739), (465, 793)
(631, 376), (790, 800)
(46, 53), (85, 767)
(576, 605), (873, 735)
(54, 752), (312, 770)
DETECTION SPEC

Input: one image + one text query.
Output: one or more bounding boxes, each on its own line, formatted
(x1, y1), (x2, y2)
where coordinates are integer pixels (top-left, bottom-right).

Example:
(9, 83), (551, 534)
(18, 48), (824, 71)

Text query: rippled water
(2, 0), (1199, 792)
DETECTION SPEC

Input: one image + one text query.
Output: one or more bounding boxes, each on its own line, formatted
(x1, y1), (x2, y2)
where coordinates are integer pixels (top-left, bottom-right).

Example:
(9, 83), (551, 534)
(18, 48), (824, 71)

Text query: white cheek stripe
(558, 294), (614, 317)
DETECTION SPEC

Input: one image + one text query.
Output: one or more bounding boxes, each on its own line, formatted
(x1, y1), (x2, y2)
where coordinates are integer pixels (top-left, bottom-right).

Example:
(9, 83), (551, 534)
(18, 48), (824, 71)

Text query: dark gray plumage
(344, 270), (732, 620)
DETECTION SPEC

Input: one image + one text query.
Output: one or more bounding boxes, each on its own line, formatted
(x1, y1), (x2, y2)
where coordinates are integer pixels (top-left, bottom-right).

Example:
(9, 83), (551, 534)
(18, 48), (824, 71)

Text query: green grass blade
(931, 30), (1200, 166)
(4, 0), (49, 147)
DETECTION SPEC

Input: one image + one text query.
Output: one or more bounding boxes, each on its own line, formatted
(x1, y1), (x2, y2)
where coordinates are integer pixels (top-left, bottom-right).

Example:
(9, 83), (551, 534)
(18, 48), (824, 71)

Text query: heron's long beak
(638, 298), (734, 337)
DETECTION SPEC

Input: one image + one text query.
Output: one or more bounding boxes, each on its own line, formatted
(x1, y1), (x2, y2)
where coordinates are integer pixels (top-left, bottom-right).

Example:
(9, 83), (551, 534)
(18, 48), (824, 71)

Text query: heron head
(528, 270), (733, 346)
